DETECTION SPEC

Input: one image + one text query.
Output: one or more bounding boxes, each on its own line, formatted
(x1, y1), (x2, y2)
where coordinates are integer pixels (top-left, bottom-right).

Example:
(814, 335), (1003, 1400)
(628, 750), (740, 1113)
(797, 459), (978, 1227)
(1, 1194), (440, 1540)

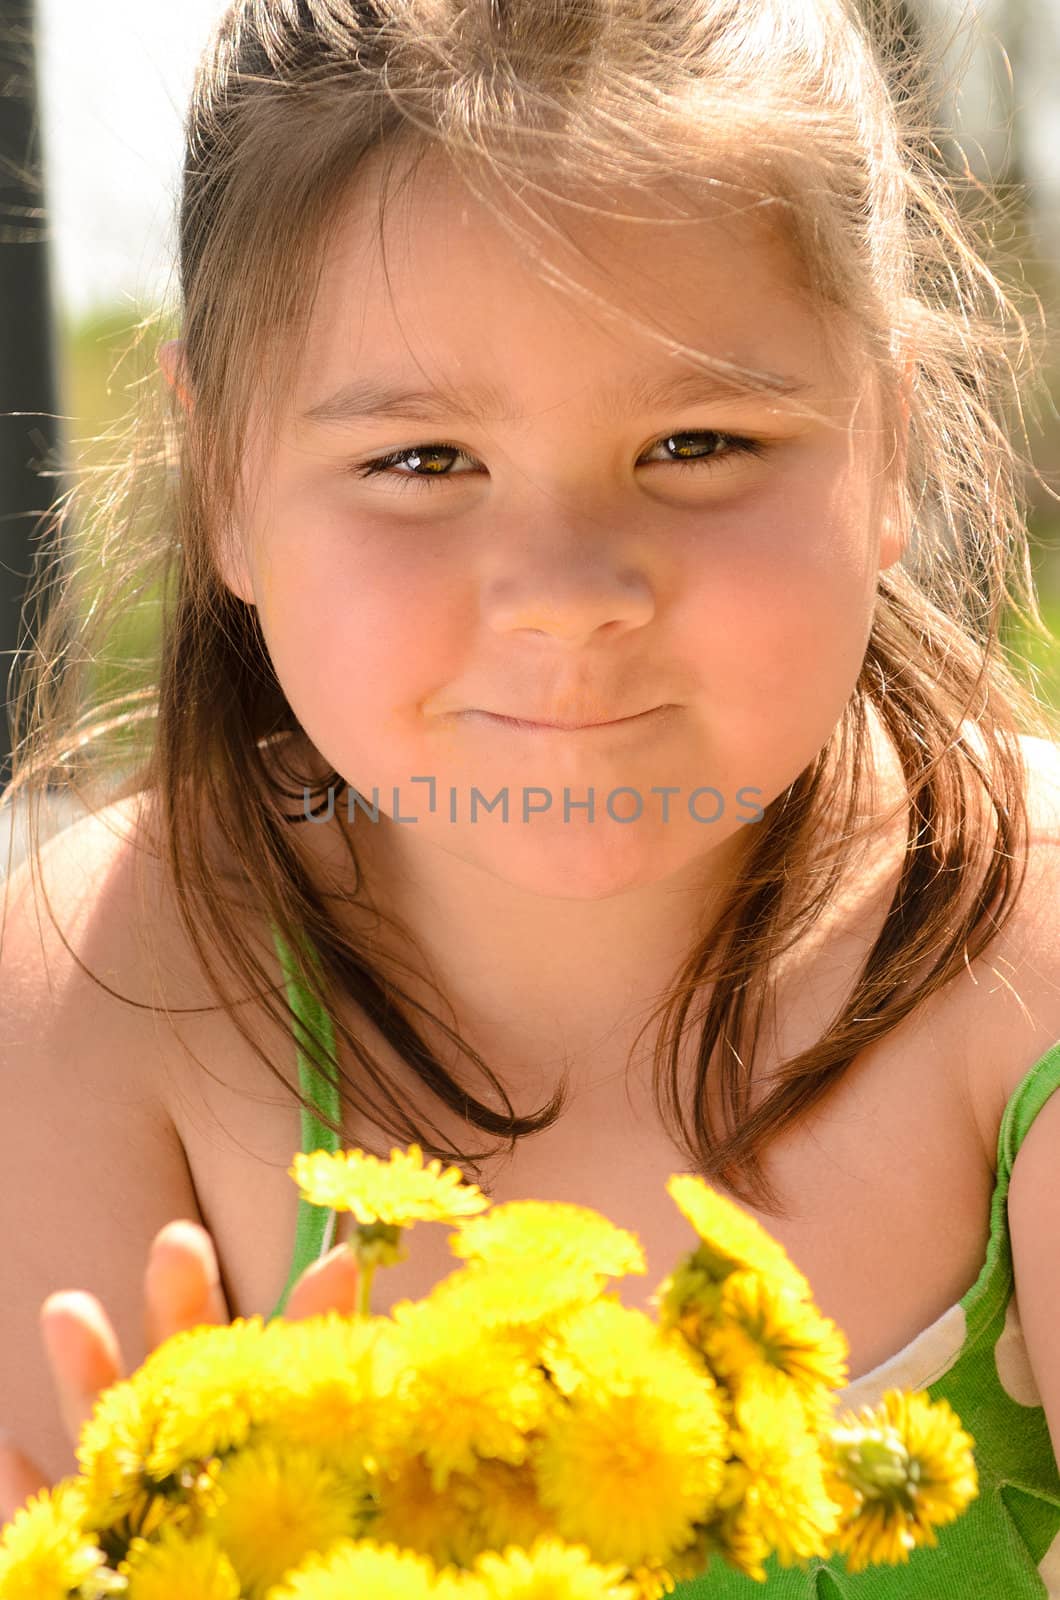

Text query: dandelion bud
(828, 1424), (911, 1501)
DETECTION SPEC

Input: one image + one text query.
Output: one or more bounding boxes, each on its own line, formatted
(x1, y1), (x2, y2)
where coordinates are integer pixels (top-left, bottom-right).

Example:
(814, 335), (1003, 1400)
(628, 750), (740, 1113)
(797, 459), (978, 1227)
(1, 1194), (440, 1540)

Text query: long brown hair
(6, 0), (1059, 1213)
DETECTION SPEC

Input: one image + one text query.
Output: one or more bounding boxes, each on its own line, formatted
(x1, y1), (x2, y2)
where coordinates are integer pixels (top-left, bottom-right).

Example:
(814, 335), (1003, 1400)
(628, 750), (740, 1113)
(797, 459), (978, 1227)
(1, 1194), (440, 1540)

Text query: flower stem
(358, 1261), (377, 1318)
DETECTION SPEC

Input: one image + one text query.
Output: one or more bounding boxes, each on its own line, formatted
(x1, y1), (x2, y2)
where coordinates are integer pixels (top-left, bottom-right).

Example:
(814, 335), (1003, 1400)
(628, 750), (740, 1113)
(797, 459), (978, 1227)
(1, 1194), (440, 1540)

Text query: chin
(439, 821), (716, 900)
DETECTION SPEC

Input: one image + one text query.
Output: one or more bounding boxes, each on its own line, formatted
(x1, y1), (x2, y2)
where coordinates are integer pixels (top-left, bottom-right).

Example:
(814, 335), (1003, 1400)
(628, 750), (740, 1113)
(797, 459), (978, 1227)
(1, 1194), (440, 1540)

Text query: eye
(351, 441), (476, 486)
(349, 430), (767, 488)
(642, 431), (767, 471)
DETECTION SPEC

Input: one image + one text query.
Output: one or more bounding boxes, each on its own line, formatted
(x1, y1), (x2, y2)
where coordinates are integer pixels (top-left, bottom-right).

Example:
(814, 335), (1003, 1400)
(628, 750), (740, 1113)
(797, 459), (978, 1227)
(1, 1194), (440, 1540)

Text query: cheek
(252, 520), (463, 752)
(671, 468), (880, 726)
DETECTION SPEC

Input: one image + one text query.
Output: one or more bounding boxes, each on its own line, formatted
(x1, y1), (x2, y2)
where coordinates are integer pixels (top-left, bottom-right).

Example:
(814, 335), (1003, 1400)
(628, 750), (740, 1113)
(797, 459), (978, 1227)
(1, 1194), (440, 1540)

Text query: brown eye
(643, 431), (766, 469)
(353, 442), (470, 483)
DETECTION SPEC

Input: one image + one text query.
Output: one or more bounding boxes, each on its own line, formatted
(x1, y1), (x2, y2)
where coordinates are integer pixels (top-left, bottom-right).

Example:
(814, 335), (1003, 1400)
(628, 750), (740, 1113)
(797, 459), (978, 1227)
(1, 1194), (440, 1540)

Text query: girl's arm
(0, 813), (222, 1488)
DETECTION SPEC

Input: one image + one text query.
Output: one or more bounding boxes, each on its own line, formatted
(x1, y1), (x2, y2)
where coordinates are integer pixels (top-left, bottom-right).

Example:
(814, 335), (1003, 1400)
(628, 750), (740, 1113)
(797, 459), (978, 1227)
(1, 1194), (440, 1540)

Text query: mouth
(457, 705), (673, 733)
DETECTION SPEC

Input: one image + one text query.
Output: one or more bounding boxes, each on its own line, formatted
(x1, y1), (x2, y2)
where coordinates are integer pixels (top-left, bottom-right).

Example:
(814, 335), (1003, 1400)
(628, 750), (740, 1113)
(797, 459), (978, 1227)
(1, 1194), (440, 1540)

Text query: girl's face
(225, 151), (904, 903)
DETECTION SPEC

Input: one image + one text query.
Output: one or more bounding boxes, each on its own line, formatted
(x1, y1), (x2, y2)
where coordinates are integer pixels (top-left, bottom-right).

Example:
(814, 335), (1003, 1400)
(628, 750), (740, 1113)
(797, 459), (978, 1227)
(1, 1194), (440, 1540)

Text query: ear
(158, 339), (257, 605)
(878, 500), (909, 572)
(214, 515), (257, 608)
(158, 339), (194, 415)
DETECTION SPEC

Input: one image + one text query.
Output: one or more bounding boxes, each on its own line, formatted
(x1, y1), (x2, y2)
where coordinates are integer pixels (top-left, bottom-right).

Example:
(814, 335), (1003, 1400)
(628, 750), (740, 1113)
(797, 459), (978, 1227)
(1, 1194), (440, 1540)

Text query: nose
(478, 523), (657, 644)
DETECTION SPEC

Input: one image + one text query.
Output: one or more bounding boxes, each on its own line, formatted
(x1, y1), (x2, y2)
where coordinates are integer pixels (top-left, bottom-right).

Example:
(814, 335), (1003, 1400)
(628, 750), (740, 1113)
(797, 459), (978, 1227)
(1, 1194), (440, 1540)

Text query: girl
(3, 0), (1060, 1592)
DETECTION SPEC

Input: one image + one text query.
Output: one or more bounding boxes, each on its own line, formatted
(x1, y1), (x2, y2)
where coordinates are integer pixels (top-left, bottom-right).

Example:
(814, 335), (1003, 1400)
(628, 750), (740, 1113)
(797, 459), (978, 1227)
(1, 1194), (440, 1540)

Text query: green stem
(358, 1261), (377, 1318)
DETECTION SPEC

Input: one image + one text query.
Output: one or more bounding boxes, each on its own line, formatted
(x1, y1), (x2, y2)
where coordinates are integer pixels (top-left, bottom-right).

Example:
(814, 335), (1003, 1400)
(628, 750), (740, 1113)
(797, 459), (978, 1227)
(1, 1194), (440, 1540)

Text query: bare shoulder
(5, 790), (158, 1035)
(958, 733), (1060, 1170)
(1, 784), (293, 1102)
(0, 785), (221, 1202)
(3, 787), (215, 1034)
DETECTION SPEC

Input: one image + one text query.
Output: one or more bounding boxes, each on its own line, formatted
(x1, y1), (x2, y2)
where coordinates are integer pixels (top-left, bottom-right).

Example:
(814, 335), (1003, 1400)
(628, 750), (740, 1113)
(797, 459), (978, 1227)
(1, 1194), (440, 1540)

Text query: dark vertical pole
(0, 0), (64, 786)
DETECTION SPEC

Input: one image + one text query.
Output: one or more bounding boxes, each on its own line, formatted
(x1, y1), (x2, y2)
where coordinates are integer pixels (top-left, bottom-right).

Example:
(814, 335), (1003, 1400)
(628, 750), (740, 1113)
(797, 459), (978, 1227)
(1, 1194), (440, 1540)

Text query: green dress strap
(267, 920), (342, 1320)
(998, 1036), (1060, 1182)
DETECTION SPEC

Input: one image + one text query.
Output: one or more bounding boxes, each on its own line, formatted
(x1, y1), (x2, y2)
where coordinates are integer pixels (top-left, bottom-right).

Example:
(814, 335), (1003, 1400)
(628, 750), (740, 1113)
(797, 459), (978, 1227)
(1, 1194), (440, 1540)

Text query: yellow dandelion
(290, 1144), (490, 1228)
(76, 1326), (227, 1528)
(118, 1460), (225, 1546)
(0, 1479), (108, 1600)
(721, 1378), (842, 1571)
(436, 1578), (489, 1600)
(704, 1269), (849, 1402)
(823, 1388), (978, 1574)
(77, 1324), (230, 1522)
(453, 1459), (561, 1563)
(830, 1494), (923, 1574)
(623, 1562), (684, 1600)
(533, 1387), (724, 1571)
(427, 1256), (609, 1335)
(684, 1466), (774, 1586)
(265, 1537), (443, 1599)
(539, 1297), (703, 1399)
(119, 1523), (240, 1600)
(253, 1311), (400, 1471)
(469, 1534), (641, 1599)
(666, 1175), (813, 1302)
(365, 1451), (461, 1569)
(450, 1200), (645, 1282)
(386, 1299), (548, 1490)
(76, 1372), (165, 1529)
(533, 1303), (729, 1569)
(651, 1527), (720, 1591)
(146, 1318), (271, 1479)
(203, 1441), (360, 1599)
(371, 1454), (555, 1571)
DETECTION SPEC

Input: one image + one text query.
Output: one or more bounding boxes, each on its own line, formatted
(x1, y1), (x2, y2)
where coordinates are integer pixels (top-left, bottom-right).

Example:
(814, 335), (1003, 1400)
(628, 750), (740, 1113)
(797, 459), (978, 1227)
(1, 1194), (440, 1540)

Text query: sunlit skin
(189, 147), (906, 1078)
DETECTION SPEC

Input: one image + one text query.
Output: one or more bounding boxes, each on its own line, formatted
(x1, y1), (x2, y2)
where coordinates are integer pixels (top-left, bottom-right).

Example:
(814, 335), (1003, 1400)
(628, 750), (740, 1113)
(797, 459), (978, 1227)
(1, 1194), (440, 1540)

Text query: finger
(285, 1243), (361, 1321)
(39, 1291), (123, 1448)
(144, 1220), (230, 1349)
(0, 1435), (50, 1524)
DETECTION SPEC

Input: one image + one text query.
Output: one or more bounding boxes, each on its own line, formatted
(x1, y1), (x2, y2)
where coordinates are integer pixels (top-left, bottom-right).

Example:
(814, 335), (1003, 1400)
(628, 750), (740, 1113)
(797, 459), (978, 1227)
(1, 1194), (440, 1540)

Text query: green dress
(266, 923), (1060, 1597)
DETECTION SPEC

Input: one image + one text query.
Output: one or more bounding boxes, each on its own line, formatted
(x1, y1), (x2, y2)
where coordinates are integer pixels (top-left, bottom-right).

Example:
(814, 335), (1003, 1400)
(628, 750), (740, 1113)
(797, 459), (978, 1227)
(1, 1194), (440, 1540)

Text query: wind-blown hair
(7, 0), (1058, 1211)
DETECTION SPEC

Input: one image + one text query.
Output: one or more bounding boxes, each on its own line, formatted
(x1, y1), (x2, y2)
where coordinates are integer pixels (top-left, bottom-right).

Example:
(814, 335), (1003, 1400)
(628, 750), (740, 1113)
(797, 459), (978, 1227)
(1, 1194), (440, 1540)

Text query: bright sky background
(38, 0), (228, 320)
(35, 0), (1058, 323)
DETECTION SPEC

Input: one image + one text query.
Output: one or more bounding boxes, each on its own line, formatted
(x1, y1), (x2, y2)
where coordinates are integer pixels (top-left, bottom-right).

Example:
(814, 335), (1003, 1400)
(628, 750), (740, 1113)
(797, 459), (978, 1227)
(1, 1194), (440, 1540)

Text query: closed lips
(468, 706), (665, 728)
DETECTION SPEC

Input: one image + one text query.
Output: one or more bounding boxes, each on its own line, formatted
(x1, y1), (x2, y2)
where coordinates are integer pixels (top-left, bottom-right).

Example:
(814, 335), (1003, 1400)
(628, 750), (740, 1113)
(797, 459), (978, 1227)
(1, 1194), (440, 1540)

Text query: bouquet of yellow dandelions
(0, 1146), (978, 1600)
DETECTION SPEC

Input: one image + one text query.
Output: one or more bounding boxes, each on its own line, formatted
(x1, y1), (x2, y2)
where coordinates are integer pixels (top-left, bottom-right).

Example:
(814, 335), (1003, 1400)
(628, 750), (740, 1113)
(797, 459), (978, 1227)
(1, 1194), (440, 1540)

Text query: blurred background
(1, 0), (1058, 792)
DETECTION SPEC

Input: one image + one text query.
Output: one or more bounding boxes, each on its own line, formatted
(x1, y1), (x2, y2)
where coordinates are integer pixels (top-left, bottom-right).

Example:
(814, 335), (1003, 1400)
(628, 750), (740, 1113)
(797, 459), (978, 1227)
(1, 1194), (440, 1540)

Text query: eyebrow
(299, 366), (814, 428)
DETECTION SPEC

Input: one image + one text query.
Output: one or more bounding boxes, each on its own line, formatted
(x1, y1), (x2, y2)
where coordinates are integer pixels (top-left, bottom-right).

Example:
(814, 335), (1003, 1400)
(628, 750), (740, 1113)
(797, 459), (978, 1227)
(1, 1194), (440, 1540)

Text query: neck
(311, 793), (755, 1094)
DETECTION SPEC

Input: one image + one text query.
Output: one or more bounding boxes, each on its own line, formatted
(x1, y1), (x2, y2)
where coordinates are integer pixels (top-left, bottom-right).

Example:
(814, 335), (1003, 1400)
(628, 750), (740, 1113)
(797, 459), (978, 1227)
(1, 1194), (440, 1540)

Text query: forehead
(287, 144), (866, 421)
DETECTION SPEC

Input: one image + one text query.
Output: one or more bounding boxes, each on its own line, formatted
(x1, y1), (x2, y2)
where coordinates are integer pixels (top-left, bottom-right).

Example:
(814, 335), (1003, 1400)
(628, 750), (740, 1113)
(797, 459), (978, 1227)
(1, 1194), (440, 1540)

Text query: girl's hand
(0, 1219), (360, 1525)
